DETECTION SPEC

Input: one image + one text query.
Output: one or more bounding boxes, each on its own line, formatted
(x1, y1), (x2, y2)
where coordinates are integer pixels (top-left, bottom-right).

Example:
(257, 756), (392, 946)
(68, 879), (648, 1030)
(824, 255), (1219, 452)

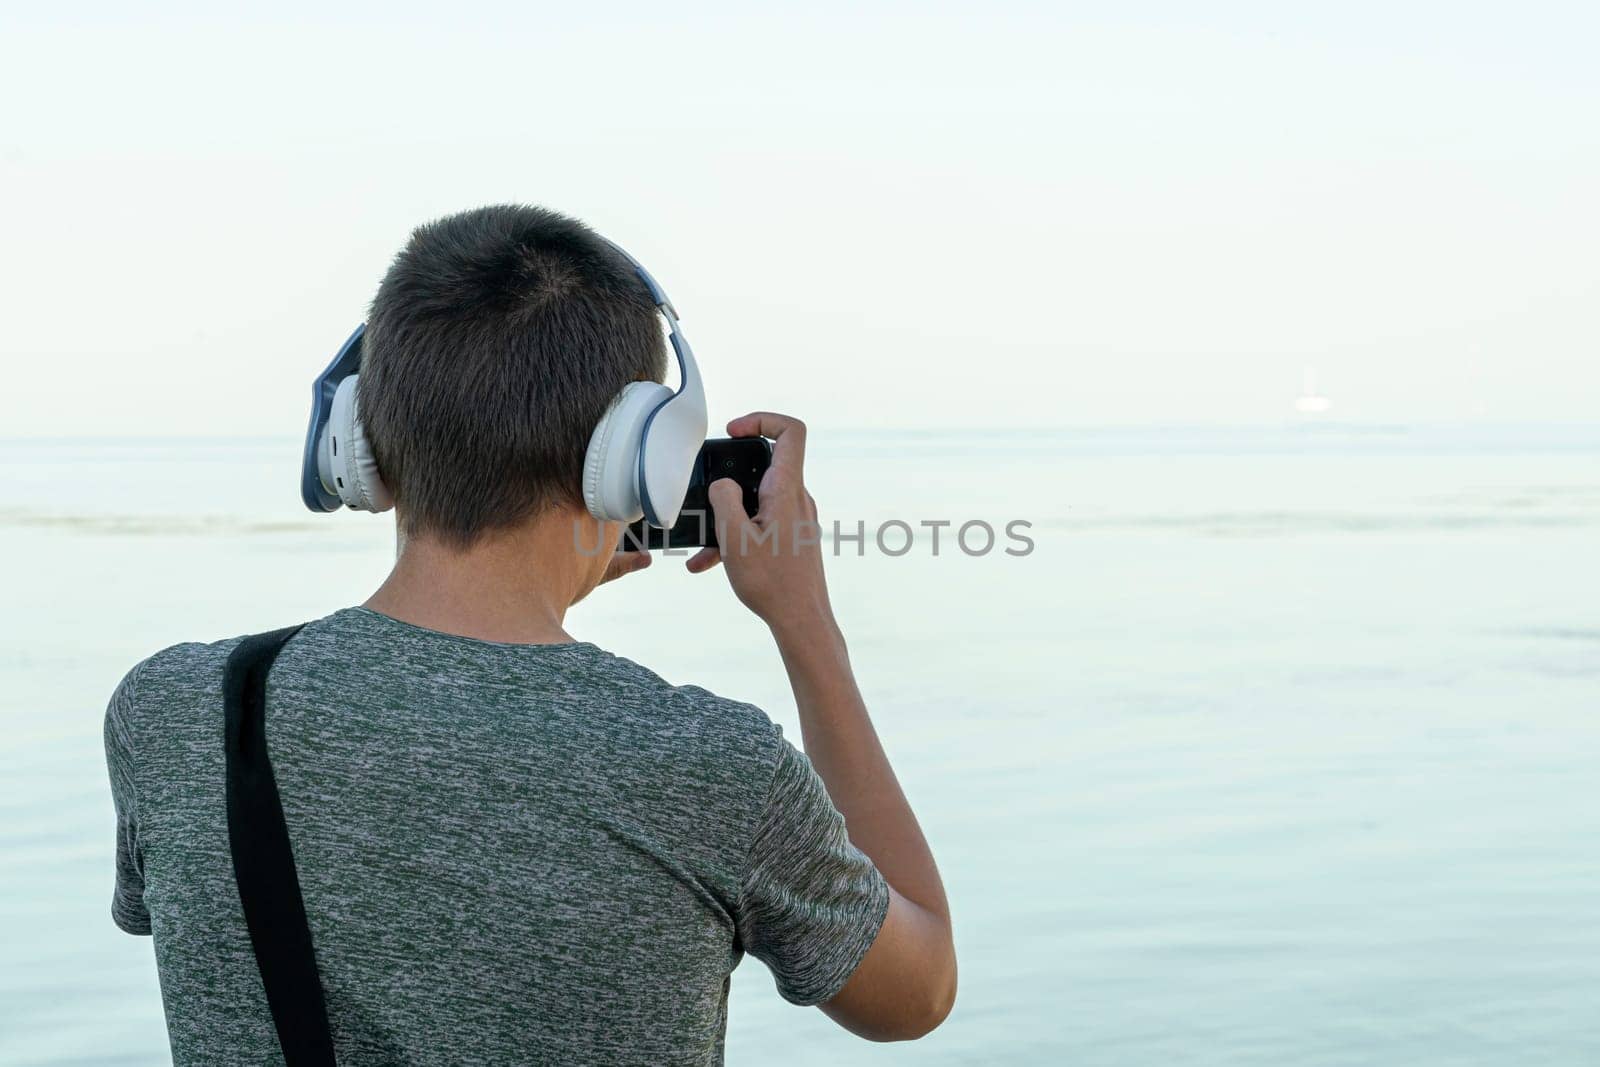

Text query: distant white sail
(1295, 366), (1332, 413)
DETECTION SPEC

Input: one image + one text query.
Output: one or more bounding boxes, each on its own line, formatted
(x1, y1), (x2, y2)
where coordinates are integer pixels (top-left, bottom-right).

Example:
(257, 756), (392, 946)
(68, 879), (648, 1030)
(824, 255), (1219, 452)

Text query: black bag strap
(224, 625), (338, 1067)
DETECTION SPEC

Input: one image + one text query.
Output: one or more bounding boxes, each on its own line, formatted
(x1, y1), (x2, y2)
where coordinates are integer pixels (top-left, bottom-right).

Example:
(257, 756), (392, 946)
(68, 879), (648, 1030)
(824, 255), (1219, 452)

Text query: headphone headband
(602, 238), (677, 318)
(600, 241), (708, 526)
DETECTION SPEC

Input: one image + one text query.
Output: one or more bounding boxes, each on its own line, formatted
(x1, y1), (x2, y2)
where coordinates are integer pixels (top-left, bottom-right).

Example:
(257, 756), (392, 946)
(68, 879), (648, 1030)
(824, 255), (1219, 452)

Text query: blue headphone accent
(300, 325), (366, 512)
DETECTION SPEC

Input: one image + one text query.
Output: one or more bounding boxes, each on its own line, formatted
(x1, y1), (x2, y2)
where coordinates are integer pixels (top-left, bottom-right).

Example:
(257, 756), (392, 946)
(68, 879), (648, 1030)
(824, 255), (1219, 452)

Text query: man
(104, 205), (955, 1064)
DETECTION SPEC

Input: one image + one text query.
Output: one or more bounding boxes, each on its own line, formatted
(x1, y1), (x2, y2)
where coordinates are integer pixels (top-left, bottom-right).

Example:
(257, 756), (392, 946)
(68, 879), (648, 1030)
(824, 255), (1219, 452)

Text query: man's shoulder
(106, 633), (246, 734)
(582, 650), (785, 770)
(129, 634), (240, 683)
(109, 609), (367, 725)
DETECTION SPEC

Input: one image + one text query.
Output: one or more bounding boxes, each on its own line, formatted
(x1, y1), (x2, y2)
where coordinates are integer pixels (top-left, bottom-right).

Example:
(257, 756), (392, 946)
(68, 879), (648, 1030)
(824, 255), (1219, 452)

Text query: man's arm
(689, 411), (956, 1041)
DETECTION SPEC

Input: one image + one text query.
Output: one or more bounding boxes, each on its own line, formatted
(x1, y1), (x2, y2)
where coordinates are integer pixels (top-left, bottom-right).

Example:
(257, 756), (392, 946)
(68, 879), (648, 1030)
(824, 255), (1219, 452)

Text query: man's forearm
(769, 612), (949, 924)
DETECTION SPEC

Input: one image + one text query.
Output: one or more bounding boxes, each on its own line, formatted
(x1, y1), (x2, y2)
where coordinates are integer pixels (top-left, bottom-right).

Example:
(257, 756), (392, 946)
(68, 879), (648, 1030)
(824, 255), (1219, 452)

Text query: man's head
(360, 205), (669, 547)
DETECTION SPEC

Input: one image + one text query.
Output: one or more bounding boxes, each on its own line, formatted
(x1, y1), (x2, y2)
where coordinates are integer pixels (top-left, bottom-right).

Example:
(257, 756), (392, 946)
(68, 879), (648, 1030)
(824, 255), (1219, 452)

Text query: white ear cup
(326, 376), (393, 513)
(582, 380), (672, 521)
(636, 386), (708, 528)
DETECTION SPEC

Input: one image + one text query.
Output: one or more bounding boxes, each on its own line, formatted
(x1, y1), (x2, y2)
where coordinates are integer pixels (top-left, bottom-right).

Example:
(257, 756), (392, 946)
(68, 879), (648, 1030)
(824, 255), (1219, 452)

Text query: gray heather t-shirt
(103, 607), (888, 1066)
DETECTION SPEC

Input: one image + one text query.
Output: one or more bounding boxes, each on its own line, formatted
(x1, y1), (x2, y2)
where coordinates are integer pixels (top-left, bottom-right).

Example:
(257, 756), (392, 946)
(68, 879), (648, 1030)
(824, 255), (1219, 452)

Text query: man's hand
(598, 546), (652, 586)
(687, 412), (831, 635)
(572, 540), (651, 606)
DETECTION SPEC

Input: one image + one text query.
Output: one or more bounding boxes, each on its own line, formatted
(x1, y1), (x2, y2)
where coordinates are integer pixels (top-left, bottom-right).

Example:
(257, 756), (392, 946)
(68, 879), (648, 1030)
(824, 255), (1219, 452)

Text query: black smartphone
(622, 437), (771, 551)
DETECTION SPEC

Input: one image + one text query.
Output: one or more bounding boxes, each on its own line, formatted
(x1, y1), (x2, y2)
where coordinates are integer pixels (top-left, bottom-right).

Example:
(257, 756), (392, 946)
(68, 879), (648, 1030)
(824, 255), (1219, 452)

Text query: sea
(1, 424), (1596, 1065)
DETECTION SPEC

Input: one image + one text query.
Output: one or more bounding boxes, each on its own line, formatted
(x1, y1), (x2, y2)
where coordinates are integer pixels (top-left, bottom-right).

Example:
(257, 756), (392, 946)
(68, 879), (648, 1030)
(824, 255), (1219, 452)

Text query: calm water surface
(1, 426), (1597, 1065)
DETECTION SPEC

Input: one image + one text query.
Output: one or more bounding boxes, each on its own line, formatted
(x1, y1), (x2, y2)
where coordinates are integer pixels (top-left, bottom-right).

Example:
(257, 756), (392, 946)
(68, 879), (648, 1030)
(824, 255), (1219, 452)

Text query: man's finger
(726, 411), (806, 474)
(685, 546), (721, 573)
(707, 477), (756, 557)
(727, 412), (806, 519)
(600, 549), (652, 584)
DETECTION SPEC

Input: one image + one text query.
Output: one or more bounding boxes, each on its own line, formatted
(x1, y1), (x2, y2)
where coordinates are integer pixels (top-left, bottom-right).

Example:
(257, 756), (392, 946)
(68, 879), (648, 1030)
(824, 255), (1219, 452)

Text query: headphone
(300, 238), (708, 529)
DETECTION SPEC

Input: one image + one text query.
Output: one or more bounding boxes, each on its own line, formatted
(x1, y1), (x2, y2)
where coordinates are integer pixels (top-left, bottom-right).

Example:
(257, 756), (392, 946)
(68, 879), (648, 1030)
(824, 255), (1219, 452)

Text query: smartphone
(621, 437), (771, 551)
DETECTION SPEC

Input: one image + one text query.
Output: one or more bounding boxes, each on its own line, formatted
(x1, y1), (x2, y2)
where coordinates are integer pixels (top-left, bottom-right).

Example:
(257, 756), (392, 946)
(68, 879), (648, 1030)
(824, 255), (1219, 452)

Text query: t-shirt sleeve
(734, 736), (890, 1006)
(104, 664), (152, 936)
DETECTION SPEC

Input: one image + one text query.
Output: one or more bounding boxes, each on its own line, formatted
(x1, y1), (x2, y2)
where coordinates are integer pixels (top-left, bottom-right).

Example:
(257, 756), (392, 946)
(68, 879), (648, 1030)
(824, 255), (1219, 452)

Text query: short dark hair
(360, 205), (667, 546)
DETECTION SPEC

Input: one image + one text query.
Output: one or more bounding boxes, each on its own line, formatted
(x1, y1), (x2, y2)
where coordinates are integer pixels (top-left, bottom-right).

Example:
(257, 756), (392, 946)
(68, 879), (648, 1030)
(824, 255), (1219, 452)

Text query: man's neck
(363, 511), (595, 646)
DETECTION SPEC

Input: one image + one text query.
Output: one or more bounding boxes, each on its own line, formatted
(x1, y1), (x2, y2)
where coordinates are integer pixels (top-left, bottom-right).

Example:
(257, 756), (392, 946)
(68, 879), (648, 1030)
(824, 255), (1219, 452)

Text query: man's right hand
(688, 412), (833, 636)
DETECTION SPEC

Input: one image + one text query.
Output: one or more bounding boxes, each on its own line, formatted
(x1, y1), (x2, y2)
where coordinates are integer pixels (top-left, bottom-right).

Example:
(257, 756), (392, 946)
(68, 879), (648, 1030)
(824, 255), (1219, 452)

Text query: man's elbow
(907, 969), (958, 1040)
(868, 967), (958, 1042)
(823, 901), (959, 1042)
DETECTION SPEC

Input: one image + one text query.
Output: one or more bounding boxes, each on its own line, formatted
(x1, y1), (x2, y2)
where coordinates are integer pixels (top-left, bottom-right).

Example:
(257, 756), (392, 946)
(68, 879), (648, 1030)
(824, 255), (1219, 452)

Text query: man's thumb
(707, 478), (753, 540)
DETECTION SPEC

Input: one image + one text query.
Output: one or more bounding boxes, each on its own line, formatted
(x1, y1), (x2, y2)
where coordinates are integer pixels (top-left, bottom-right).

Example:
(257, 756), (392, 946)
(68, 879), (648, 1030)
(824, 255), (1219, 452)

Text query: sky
(1, 2), (1597, 435)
